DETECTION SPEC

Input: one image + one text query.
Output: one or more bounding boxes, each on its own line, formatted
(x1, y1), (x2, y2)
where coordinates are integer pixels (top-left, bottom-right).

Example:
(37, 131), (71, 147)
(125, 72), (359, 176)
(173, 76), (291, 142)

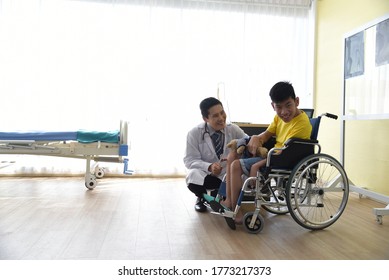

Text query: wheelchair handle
(322, 113), (338, 120)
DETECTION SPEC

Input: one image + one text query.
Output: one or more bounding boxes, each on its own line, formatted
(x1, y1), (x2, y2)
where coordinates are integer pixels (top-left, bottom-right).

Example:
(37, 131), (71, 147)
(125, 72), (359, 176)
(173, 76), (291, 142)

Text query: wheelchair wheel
(286, 153), (349, 230)
(243, 212), (264, 234)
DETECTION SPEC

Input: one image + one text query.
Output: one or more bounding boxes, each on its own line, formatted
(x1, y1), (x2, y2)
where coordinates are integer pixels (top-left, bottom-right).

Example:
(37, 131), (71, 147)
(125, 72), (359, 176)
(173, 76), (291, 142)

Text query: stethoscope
(202, 122), (225, 145)
(202, 122), (211, 140)
(202, 122), (224, 140)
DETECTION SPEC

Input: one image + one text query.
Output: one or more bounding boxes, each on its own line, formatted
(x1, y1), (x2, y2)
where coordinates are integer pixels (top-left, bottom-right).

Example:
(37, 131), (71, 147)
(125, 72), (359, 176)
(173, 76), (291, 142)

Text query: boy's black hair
(269, 81), (296, 103)
(199, 97), (223, 118)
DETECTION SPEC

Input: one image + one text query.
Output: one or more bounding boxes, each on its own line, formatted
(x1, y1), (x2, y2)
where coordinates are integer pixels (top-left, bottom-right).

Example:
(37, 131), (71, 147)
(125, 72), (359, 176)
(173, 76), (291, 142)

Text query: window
(0, 0), (314, 175)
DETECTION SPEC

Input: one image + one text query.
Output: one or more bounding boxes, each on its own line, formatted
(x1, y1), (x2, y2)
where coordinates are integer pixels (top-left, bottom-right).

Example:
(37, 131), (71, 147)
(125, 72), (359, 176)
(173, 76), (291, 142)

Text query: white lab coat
(183, 122), (247, 186)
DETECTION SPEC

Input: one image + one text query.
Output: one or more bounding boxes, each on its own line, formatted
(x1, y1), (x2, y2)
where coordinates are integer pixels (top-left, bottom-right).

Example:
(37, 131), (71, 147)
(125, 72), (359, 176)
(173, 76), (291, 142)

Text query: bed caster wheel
(95, 167), (105, 179)
(376, 215), (383, 225)
(243, 212), (264, 234)
(85, 176), (97, 190)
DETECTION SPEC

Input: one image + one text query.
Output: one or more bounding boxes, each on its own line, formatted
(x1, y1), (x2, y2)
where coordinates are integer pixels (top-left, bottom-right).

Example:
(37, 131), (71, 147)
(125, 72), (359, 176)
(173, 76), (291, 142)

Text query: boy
(223, 81), (312, 223)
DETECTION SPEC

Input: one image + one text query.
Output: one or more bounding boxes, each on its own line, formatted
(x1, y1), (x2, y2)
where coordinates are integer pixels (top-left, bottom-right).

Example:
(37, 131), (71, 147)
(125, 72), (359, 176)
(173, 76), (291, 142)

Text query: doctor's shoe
(194, 197), (207, 212)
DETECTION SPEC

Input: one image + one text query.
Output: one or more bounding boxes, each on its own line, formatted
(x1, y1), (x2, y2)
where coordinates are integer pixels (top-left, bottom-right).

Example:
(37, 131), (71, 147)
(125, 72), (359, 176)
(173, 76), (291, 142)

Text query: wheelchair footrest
(224, 217), (236, 230)
(209, 200), (228, 213)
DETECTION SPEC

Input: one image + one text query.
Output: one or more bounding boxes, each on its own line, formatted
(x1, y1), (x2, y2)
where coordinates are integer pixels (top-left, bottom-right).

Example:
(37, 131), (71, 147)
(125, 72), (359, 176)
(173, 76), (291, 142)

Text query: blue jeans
(239, 156), (265, 176)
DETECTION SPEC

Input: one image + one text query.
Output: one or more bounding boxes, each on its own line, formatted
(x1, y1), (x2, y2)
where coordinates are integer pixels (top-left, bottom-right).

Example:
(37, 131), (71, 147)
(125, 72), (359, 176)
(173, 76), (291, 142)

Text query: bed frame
(0, 121), (131, 189)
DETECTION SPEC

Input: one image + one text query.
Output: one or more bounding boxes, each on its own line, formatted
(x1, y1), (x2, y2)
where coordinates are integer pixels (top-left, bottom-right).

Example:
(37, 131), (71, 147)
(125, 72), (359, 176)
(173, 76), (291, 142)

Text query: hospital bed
(0, 121), (131, 189)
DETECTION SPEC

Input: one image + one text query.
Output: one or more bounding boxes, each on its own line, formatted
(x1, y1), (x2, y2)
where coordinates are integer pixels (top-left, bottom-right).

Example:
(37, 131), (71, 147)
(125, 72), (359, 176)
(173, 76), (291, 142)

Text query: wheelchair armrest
(266, 147), (284, 168)
(284, 137), (318, 147)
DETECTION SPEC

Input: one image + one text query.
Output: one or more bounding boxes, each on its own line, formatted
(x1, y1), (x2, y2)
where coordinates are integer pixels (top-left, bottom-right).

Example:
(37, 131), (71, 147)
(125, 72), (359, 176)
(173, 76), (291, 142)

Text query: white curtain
(0, 0), (314, 176)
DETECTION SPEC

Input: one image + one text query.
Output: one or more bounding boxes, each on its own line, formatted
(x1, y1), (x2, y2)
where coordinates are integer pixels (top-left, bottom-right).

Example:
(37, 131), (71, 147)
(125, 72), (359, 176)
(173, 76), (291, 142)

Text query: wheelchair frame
(205, 112), (350, 234)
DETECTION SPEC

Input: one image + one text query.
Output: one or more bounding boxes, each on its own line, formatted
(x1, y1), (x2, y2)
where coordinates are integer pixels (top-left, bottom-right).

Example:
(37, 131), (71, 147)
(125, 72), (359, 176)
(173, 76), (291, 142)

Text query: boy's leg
(230, 159), (244, 210)
(249, 159), (270, 196)
(228, 159), (245, 224)
(225, 151), (239, 209)
(249, 159), (266, 178)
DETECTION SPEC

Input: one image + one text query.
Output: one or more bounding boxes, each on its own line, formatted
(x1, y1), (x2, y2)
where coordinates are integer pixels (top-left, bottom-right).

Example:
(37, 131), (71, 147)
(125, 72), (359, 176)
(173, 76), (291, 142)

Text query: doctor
(184, 97), (247, 212)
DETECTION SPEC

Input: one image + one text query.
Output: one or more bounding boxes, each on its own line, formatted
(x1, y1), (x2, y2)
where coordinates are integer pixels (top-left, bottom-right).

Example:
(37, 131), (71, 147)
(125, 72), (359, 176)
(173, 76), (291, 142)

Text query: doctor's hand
(208, 162), (222, 176)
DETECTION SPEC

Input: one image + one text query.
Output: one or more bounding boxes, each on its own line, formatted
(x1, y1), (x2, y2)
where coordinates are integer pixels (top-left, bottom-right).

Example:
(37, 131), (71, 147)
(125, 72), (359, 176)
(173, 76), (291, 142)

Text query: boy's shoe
(260, 186), (271, 195)
(260, 186), (271, 201)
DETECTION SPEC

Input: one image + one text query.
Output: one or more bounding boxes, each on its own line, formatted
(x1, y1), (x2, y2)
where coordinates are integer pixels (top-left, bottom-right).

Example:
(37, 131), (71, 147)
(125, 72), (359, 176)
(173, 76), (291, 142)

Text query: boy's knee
(227, 151), (238, 164)
(231, 160), (242, 172)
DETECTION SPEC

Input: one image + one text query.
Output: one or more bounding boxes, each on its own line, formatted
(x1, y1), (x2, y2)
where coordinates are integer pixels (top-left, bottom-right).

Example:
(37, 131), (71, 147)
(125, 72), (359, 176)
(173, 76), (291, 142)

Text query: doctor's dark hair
(199, 97), (223, 118)
(269, 81), (296, 103)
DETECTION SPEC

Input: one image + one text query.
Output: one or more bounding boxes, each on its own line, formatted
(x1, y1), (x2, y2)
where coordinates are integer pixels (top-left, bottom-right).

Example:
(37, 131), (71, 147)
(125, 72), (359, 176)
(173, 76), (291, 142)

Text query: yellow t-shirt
(267, 110), (312, 148)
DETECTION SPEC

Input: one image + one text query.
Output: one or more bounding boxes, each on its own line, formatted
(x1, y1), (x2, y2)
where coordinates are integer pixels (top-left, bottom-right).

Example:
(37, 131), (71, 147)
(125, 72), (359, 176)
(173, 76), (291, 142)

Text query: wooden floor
(0, 177), (388, 260)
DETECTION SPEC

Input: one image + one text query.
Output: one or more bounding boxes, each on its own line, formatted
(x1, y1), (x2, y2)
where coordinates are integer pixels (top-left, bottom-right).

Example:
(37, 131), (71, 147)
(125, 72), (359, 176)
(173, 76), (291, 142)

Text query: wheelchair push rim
(286, 153), (349, 230)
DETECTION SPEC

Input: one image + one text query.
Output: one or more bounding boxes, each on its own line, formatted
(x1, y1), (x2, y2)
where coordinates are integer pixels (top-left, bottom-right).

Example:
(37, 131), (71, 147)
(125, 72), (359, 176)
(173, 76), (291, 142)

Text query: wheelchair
(203, 112), (349, 234)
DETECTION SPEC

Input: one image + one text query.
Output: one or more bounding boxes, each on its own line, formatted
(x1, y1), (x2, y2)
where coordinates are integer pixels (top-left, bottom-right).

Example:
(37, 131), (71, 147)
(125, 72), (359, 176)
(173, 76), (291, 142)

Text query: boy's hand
(247, 135), (261, 156)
